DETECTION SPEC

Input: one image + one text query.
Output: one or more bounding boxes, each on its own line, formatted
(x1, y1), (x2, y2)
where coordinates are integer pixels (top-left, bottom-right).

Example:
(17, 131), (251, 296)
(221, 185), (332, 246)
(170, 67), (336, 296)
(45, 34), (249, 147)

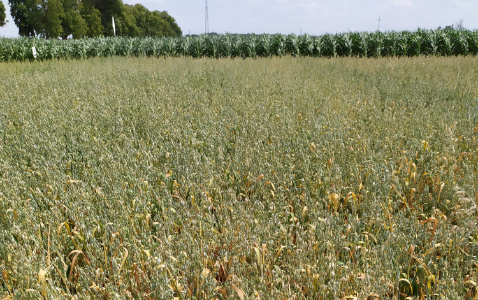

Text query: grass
(0, 56), (477, 299)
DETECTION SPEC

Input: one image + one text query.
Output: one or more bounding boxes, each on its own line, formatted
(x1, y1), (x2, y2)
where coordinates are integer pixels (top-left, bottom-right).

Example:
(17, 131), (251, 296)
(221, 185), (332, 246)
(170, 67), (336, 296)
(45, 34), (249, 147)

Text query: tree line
(0, 1), (6, 27)
(0, 0), (182, 39)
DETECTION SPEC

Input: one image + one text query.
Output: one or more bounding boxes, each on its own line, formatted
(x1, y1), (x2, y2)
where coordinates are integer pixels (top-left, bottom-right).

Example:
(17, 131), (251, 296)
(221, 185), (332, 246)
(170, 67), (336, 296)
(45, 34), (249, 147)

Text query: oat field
(0, 56), (477, 299)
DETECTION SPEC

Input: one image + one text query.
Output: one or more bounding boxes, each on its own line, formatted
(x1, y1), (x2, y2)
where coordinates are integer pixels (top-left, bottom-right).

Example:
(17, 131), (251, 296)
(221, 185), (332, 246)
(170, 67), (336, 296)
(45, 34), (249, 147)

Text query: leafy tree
(90, 0), (122, 36)
(128, 4), (148, 35)
(149, 10), (168, 36)
(61, 0), (87, 38)
(8, 0), (35, 36)
(9, 0), (64, 38)
(116, 4), (139, 36)
(8, 0), (181, 38)
(81, 1), (103, 37)
(62, 9), (87, 38)
(118, 4), (182, 37)
(43, 0), (64, 38)
(157, 11), (181, 37)
(0, 1), (6, 27)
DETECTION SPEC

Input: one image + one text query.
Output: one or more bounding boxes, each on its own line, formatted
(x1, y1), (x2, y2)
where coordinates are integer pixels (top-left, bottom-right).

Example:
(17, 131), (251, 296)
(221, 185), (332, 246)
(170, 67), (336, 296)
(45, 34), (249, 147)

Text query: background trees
(7, 0), (181, 38)
(117, 4), (182, 37)
(88, 0), (122, 36)
(7, 0), (64, 38)
(0, 1), (6, 27)
(8, 0), (35, 36)
(61, 0), (87, 39)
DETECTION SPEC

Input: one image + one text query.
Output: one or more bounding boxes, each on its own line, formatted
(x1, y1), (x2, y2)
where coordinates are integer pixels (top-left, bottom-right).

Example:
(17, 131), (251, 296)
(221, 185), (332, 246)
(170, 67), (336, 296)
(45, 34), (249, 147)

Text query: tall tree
(61, 0), (87, 38)
(118, 4), (182, 38)
(82, 6), (102, 37)
(116, 4), (139, 37)
(157, 11), (181, 37)
(43, 0), (64, 38)
(8, 0), (35, 36)
(8, 0), (182, 38)
(0, 1), (6, 27)
(91, 0), (122, 36)
(81, 0), (103, 37)
(9, 0), (64, 38)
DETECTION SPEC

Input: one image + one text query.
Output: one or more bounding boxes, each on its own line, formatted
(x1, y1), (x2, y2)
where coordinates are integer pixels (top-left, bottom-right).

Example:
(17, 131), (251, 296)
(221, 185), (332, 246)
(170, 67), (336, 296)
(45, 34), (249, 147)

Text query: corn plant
(231, 34), (245, 58)
(241, 34), (258, 59)
(285, 34), (300, 57)
(312, 36), (321, 57)
(218, 33), (234, 58)
(271, 34), (286, 57)
(162, 37), (178, 57)
(320, 34), (337, 57)
(205, 35), (221, 59)
(257, 34), (273, 57)
(351, 32), (368, 57)
(298, 33), (315, 57)
(467, 30), (478, 55)
(177, 36), (191, 57)
(367, 31), (384, 57)
(450, 29), (469, 56)
(131, 38), (147, 57)
(1, 29), (478, 62)
(396, 31), (409, 57)
(190, 35), (206, 58)
(335, 33), (353, 57)
(420, 30), (439, 56)
(436, 30), (452, 56)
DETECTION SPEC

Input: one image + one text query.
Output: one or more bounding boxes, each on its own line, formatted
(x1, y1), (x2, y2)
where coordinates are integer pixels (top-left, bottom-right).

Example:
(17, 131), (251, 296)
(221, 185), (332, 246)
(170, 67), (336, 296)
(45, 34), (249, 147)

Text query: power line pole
(378, 15), (381, 32)
(205, 0), (209, 34)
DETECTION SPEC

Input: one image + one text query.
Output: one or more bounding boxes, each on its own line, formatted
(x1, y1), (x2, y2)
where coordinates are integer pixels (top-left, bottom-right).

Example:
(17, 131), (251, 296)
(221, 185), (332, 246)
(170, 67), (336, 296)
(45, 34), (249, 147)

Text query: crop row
(1, 29), (477, 61)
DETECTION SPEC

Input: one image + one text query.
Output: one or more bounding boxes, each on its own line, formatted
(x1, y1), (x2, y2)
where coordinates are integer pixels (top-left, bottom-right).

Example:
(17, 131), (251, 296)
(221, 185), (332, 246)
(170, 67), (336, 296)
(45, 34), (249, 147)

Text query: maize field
(1, 28), (478, 62)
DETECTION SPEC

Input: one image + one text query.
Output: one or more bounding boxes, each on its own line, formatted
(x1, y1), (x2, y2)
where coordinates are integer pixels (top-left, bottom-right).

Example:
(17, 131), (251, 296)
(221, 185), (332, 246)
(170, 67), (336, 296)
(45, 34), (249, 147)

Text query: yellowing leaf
(428, 275), (435, 290)
(399, 278), (413, 294)
(253, 246), (262, 266)
(275, 245), (286, 258)
(231, 283), (245, 300)
(201, 268), (210, 278)
(118, 248), (128, 276)
(265, 181), (276, 191)
(39, 269), (47, 298)
(302, 206), (308, 218)
(329, 193), (340, 213)
(423, 140), (429, 151)
(57, 221), (70, 235)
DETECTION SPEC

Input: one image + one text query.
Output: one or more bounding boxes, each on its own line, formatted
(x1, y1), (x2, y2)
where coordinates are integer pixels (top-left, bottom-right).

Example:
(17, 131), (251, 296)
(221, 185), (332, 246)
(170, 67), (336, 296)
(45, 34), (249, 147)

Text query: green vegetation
(0, 56), (477, 299)
(1, 28), (478, 62)
(0, 0), (6, 27)
(7, 0), (181, 39)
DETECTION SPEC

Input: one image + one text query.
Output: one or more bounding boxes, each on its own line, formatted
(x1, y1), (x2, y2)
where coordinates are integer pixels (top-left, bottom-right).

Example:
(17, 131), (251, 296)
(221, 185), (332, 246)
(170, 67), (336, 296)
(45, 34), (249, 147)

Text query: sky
(1, 0), (477, 37)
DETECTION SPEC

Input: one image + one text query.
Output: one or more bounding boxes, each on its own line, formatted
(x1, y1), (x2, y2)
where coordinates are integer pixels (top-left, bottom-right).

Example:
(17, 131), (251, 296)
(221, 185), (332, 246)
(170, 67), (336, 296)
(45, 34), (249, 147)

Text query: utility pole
(205, 0), (209, 34)
(378, 16), (381, 32)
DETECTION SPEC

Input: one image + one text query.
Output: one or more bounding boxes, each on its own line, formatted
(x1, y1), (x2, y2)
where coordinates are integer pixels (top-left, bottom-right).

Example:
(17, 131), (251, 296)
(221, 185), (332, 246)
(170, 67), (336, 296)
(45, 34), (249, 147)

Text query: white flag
(112, 17), (116, 37)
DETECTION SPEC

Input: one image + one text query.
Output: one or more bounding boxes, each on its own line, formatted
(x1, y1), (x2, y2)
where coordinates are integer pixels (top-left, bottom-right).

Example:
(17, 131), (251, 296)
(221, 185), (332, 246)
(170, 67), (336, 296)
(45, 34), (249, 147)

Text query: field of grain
(0, 56), (477, 299)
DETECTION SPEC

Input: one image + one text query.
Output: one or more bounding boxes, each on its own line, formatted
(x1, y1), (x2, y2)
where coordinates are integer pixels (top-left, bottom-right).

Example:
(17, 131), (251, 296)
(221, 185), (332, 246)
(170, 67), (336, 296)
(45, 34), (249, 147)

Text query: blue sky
(1, 0), (477, 37)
